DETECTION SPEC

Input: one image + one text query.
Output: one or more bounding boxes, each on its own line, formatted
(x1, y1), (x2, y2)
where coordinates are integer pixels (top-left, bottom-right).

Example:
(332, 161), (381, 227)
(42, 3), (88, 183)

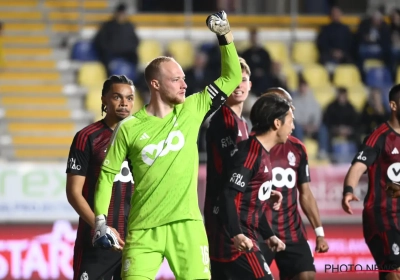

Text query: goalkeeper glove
(206, 10), (233, 45)
(92, 215), (121, 251)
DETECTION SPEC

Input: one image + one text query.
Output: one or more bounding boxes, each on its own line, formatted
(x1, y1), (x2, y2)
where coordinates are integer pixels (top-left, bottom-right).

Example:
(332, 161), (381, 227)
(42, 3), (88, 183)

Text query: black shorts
(73, 245), (122, 280)
(260, 240), (315, 280)
(366, 231), (400, 280)
(211, 251), (274, 280)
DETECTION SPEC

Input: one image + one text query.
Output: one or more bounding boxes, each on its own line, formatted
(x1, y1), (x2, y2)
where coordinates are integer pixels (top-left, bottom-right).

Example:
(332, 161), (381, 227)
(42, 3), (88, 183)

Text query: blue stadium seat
(71, 40), (98, 61)
(108, 58), (136, 81)
(366, 67), (393, 88)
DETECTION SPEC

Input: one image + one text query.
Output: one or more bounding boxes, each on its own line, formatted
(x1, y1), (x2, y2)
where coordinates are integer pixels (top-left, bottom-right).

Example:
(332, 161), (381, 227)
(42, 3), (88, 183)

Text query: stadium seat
(235, 40), (251, 53)
(138, 40), (163, 69)
(108, 58), (136, 81)
(167, 40), (195, 70)
(71, 40), (98, 61)
(365, 67), (393, 88)
(396, 66), (400, 84)
(347, 85), (368, 112)
(302, 64), (330, 87)
(78, 62), (107, 88)
(281, 64), (298, 91)
(303, 137), (318, 159)
(85, 86), (103, 121)
(364, 59), (383, 69)
(333, 64), (363, 87)
(311, 85), (336, 109)
(263, 42), (289, 64)
(292, 41), (318, 65)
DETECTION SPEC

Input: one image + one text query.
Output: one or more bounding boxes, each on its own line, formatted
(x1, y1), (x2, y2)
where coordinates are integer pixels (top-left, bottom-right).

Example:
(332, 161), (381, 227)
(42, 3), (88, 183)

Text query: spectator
(292, 79), (329, 159)
(323, 87), (360, 161)
(316, 6), (354, 66)
(185, 51), (213, 96)
(355, 10), (394, 81)
(390, 9), (400, 62)
(241, 28), (272, 94)
(263, 61), (288, 95)
(359, 87), (390, 136)
(93, 3), (140, 76)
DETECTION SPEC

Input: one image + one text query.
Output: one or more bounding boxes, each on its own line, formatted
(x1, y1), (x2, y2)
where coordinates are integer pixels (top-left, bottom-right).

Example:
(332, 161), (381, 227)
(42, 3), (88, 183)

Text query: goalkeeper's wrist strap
(217, 31), (233, 45)
(343, 186), (353, 196)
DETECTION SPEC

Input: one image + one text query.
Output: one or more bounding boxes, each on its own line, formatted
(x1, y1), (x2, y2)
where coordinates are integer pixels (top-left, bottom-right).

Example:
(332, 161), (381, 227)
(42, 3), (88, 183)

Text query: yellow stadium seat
(311, 85), (336, 109)
(396, 66), (400, 84)
(78, 62), (107, 89)
(333, 64), (362, 87)
(292, 41), (318, 65)
(347, 85), (367, 112)
(302, 64), (330, 87)
(263, 42), (289, 64)
(138, 40), (163, 69)
(167, 40), (195, 70)
(364, 59), (383, 70)
(303, 137), (318, 159)
(235, 40), (251, 53)
(85, 86), (103, 121)
(281, 64), (298, 91)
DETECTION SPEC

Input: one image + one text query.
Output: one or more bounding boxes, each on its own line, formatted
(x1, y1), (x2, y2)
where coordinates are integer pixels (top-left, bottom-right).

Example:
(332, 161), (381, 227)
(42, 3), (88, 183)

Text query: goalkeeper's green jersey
(94, 42), (241, 230)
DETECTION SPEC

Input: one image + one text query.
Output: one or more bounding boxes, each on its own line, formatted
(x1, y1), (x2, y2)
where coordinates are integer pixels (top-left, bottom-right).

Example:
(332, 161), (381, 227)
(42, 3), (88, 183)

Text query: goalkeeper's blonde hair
(144, 56), (176, 86)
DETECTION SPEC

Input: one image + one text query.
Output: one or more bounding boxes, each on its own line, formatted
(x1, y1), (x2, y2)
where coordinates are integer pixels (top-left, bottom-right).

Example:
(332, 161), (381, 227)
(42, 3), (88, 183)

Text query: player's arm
(296, 145), (329, 252)
(65, 133), (95, 228)
(92, 121), (129, 250)
(342, 135), (379, 214)
(187, 11), (242, 117)
(220, 142), (259, 251)
(214, 117), (240, 163)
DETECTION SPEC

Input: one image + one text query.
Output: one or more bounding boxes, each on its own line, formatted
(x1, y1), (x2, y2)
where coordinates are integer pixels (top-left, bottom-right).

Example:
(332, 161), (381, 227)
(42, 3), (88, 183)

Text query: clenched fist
(206, 10), (233, 45)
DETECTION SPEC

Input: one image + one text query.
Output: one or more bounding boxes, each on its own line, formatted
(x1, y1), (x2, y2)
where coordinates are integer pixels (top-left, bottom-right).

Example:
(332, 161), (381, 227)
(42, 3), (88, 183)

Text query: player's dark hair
(250, 94), (291, 135)
(101, 75), (134, 116)
(389, 84), (400, 102)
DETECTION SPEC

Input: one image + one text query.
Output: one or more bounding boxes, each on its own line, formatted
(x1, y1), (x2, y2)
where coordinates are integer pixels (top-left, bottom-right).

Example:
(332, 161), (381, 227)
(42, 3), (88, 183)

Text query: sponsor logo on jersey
(272, 167), (296, 189)
(221, 136), (234, 148)
(387, 162), (400, 183)
(68, 158), (81, 170)
(141, 130), (185, 166)
(259, 180), (272, 201)
(357, 151), (367, 161)
(230, 173), (245, 187)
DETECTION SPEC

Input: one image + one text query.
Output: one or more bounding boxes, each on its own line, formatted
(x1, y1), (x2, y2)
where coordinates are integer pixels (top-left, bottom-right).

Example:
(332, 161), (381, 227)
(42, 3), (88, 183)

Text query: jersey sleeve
(184, 43), (242, 120)
(224, 141), (260, 193)
(65, 131), (91, 176)
(351, 132), (381, 167)
(297, 143), (311, 185)
(94, 120), (130, 217)
(211, 112), (239, 164)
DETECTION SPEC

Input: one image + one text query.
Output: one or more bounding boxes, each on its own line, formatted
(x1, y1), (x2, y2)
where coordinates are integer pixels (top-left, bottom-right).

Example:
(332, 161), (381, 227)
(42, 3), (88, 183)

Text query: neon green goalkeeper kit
(94, 42), (241, 231)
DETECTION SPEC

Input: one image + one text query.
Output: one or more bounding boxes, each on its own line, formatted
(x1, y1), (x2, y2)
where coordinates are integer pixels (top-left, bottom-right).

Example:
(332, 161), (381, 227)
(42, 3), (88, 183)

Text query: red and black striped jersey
(209, 136), (273, 262)
(265, 135), (309, 243)
(66, 120), (134, 248)
(351, 122), (400, 242)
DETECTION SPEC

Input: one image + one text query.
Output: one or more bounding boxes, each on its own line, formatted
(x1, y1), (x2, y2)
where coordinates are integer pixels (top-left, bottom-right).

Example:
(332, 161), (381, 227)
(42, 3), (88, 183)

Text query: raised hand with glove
(206, 10), (233, 45)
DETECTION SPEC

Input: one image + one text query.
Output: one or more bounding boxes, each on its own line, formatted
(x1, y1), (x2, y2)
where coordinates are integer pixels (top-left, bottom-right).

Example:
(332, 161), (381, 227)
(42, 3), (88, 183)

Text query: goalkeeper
(92, 11), (242, 280)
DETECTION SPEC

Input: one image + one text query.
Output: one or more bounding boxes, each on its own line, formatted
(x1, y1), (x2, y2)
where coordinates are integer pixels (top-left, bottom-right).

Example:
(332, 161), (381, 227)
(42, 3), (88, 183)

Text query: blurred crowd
(1, 3), (399, 164)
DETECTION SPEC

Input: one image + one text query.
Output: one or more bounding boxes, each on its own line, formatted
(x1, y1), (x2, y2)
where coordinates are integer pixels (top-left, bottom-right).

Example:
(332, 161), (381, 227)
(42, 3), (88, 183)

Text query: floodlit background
(0, 0), (398, 279)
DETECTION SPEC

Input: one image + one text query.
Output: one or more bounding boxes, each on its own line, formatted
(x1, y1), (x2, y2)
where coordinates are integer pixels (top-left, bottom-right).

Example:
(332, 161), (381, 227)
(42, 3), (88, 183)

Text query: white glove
(206, 10), (233, 45)
(92, 215), (121, 251)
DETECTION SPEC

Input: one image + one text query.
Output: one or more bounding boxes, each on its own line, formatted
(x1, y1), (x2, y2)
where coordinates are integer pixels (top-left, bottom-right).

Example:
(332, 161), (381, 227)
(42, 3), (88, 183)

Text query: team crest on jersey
(288, 151), (296, 166)
(80, 272), (88, 280)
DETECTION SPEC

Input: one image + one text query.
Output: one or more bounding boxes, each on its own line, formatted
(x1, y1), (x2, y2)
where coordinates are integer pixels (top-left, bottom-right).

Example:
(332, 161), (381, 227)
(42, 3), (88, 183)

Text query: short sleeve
(297, 144), (311, 185)
(351, 133), (382, 167)
(66, 132), (91, 176)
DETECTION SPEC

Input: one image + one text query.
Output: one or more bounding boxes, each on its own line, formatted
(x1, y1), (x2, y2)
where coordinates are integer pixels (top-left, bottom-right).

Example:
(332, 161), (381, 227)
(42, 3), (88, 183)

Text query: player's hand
(206, 11), (233, 44)
(341, 193), (359, 214)
(233, 234), (253, 252)
(266, 236), (286, 252)
(386, 181), (400, 198)
(270, 190), (283, 210)
(315, 236), (329, 253)
(92, 215), (122, 251)
(109, 226), (125, 249)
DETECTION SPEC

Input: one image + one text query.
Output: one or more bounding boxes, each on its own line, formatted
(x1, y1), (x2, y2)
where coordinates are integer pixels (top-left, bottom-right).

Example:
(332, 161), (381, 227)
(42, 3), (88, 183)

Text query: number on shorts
(200, 245), (209, 265)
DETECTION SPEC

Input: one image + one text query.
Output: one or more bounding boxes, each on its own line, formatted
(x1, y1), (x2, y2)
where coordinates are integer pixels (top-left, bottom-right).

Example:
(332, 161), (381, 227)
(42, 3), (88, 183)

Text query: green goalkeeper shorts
(121, 219), (210, 280)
